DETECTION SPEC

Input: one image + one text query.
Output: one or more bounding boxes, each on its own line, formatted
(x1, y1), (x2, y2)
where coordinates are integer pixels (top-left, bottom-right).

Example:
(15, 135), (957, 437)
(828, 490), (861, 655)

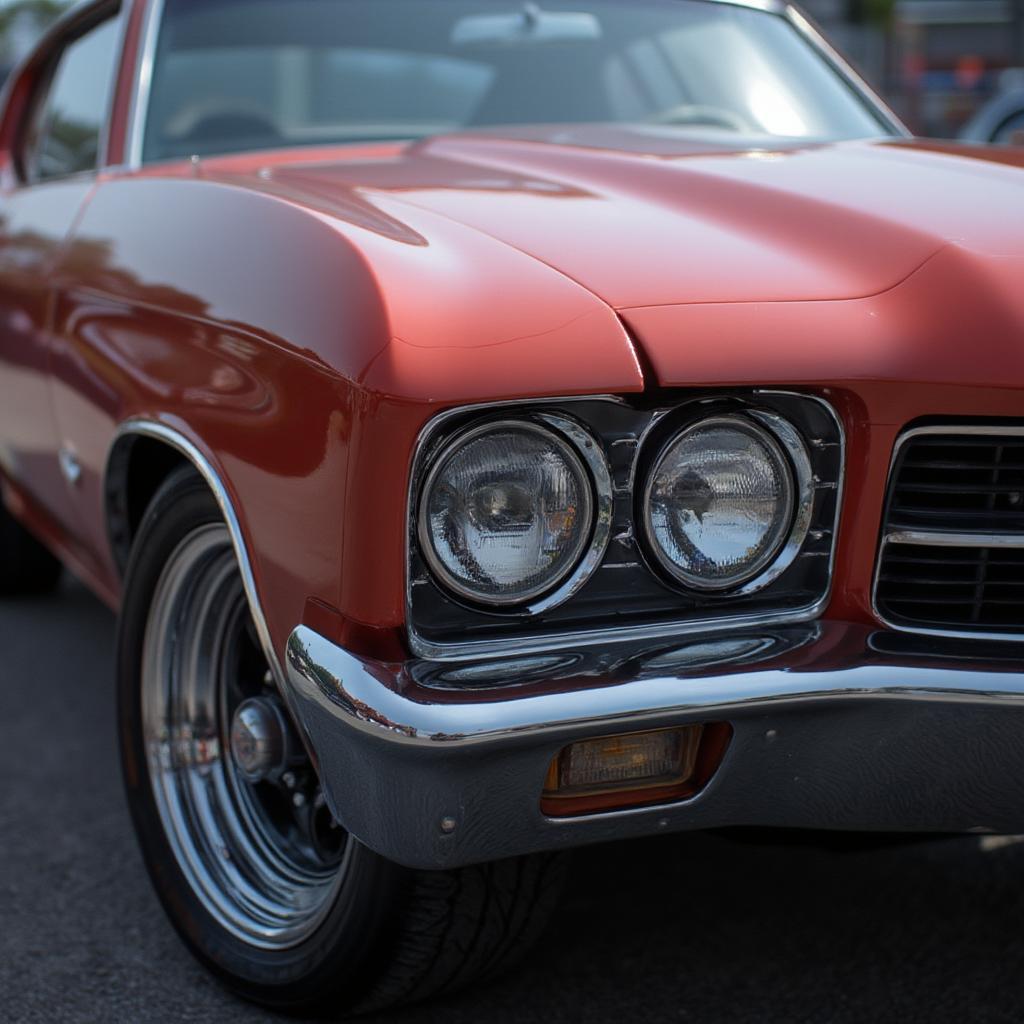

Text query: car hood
(229, 127), (1024, 311)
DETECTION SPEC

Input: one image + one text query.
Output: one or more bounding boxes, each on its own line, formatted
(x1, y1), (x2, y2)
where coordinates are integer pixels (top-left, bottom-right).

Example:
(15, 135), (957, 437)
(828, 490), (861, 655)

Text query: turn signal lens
(542, 724), (731, 817)
(555, 729), (697, 792)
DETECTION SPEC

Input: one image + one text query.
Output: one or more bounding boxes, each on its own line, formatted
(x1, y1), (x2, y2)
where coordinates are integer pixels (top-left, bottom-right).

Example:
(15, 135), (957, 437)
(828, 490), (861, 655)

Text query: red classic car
(2, 0), (1023, 1014)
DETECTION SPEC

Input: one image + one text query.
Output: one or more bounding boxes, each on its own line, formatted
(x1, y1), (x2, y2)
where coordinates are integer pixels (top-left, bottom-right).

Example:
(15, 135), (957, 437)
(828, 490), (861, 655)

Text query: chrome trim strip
(888, 529), (1024, 550)
(744, 408), (816, 589)
(887, 425), (1024, 439)
(406, 391), (845, 662)
(110, 419), (286, 693)
(292, 625), (1024, 752)
(125, 0), (163, 170)
(411, 602), (827, 663)
(872, 423), (1024, 643)
(784, 5), (910, 138)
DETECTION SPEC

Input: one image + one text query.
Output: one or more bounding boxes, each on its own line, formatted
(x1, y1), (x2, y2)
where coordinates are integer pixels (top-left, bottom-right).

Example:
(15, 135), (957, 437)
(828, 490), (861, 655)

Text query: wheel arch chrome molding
(106, 419), (288, 693)
(871, 423), (1024, 645)
(406, 390), (846, 663)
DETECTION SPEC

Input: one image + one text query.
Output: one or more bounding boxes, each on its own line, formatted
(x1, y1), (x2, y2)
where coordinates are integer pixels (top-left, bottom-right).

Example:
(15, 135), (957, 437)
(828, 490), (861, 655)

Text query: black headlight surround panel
(407, 390), (843, 659)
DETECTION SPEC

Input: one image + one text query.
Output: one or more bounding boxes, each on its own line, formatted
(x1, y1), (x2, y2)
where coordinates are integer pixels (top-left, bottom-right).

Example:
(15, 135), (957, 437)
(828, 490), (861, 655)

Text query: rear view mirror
(452, 4), (602, 46)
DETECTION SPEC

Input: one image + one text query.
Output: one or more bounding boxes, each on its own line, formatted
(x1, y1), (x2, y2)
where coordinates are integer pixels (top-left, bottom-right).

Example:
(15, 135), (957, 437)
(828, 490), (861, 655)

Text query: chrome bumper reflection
(285, 622), (1024, 870)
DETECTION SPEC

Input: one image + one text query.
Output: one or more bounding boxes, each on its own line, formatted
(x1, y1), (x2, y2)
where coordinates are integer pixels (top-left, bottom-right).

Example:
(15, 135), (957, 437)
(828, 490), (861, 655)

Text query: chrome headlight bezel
(416, 414), (613, 612)
(641, 412), (815, 595)
(406, 393), (841, 664)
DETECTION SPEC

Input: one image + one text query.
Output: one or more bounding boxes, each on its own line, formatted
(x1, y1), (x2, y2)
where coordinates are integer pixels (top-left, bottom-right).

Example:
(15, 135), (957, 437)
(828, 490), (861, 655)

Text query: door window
(23, 10), (121, 183)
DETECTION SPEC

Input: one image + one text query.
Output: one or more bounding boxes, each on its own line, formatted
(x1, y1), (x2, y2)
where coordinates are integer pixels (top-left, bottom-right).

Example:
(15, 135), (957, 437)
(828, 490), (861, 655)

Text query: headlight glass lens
(420, 422), (594, 605)
(644, 417), (794, 590)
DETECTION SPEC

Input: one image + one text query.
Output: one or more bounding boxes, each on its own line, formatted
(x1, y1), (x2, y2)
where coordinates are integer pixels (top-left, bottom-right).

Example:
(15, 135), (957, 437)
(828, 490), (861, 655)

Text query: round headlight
(419, 420), (595, 606)
(643, 415), (795, 591)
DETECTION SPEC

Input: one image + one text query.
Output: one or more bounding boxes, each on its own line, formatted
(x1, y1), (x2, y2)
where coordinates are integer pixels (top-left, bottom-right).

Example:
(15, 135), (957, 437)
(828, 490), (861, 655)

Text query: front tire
(118, 466), (564, 1015)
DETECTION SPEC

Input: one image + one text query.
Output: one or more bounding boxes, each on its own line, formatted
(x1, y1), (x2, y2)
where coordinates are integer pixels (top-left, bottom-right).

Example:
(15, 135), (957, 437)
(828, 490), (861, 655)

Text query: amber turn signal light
(541, 723), (732, 817)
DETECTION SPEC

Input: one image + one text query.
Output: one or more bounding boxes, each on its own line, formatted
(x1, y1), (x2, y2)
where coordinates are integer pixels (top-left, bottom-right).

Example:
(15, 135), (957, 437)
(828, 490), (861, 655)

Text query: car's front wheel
(117, 466), (563, 1016)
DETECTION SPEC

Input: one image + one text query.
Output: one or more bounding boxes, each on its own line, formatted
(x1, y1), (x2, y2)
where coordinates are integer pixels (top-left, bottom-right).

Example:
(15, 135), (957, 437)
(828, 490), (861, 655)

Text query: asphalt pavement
(4, 577), (1024, 1023)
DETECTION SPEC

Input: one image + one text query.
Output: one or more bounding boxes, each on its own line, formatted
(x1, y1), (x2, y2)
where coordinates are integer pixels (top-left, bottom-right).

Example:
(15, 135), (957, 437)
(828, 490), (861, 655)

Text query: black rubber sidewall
(116, 468), (409, 1014)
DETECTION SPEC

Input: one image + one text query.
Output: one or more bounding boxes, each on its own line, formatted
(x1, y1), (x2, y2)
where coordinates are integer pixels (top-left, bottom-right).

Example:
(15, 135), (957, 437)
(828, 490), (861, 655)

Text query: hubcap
(230, 697), (289, 782)
(141, 524), (350, 950)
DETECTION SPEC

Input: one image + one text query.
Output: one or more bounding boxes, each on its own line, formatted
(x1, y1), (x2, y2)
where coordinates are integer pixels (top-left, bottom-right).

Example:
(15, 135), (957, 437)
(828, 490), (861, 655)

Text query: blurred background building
(0, 0), (1022, 140)
(806, 0), (1024, 136)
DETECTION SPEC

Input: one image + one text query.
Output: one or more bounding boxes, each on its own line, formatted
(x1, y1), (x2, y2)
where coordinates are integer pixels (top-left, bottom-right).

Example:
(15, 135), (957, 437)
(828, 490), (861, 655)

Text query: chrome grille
(875, 426), (1024, 637)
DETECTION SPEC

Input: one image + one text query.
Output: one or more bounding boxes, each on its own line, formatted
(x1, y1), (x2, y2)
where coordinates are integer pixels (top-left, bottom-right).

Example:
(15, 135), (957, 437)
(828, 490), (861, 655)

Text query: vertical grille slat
(875, 428), (1024, 636)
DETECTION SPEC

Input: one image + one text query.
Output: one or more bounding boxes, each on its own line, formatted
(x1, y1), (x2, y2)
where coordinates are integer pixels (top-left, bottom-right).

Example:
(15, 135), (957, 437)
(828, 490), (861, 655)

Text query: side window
(23, 13), (121, 183)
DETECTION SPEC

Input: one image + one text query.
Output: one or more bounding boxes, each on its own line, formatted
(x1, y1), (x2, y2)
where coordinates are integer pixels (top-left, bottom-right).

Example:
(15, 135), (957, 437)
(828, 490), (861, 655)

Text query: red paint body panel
(1, 5), (1023, 664)
(42, 164), (642, 654)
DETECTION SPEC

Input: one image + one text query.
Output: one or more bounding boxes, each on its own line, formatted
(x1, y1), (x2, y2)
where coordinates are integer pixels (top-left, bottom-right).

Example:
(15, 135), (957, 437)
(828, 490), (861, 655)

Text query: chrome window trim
(125, 0), (163, 170)
(871, 423), (1024, 644)
(120, 0), (907, 172)
(641, 411), (814, 594)
(783, 5), (910, 139)
(406, 390), (845, 663)
(416, 414), (613, 611)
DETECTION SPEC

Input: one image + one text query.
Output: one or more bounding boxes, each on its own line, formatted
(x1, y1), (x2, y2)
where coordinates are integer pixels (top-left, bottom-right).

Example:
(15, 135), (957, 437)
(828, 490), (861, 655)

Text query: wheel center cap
(230, 697), (287, 782)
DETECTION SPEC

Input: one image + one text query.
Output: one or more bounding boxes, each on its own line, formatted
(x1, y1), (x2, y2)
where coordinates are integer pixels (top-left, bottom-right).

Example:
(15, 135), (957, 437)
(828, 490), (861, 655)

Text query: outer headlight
(643, 415), (797, 591)
(418, 419), (597, 606)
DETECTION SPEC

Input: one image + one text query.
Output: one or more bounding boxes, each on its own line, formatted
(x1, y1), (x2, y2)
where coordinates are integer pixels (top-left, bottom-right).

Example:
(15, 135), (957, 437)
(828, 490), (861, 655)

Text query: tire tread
(356, 852), (567, 1014)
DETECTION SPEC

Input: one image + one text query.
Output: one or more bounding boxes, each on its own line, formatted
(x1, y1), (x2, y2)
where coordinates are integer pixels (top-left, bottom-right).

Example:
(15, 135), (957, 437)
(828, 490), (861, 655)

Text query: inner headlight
(419, 419), (595, 606)
(643, 415), (796, 591)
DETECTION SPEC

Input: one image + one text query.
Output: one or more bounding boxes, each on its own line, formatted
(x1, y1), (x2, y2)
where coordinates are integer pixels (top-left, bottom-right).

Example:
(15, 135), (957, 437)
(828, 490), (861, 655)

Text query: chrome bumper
(284, 622), (1024, 870)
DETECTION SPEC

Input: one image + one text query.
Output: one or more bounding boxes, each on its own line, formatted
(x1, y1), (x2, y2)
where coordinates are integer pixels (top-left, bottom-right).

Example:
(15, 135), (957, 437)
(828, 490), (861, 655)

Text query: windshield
(142, 0), (892, 163)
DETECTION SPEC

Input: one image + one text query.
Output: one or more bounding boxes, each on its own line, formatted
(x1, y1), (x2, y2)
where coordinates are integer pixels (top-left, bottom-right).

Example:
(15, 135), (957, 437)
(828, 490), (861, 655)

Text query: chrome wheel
(141, 524), (349, 950)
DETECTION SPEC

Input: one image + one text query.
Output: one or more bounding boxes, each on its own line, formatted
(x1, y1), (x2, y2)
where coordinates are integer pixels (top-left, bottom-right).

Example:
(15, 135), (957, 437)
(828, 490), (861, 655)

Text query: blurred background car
(960, 71), (1024, 142)
(0, 0), (1021, 142)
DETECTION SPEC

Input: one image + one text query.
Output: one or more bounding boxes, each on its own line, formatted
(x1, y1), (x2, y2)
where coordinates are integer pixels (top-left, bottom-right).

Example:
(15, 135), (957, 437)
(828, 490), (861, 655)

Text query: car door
(0, 2), (124, 542)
